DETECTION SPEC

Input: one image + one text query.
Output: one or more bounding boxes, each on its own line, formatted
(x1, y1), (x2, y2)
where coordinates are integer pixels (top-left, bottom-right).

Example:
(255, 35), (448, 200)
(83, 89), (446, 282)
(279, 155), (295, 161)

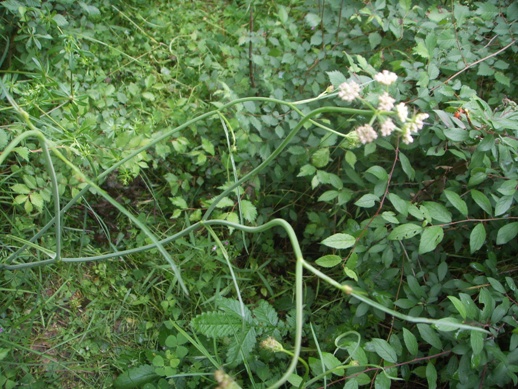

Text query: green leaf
(170, 196), (188, 209)
(432, 317), (462, 332)
(0, 129), (8, 150)
(403, 328), (418, 355)
(315, 254), (342, 268)
(11, 183), (31, 195)
(298, 164), (317, 177)
(388, 224), (422, 240)
(375, 371), (391, 389)
(470, 190), (492, 215)
(318, 190), (339, 202)
(419, 226), (444, 254)
(444, 190), (468, 216)
(495, 71), (510, 87)
(201, 137), (215, 155)
(326, 70), (347, 87)
(417, 324), (442, 350)
(381, 211), (399, 224)
(423, 202), (452, 223)
(388, 193), (409, 217)
(192, 312), (244, 338)
(322, 352), (342, 374)
(345, 150), (356, 168)
(253, 300), (278, 327)
(447, 296), (467, 320)
(321, 233), (356, 249)
(496, 222), (518, 245)
(494, 195), (513, 216)
(470, 331), (484, 356)
(426, 362), (438, 389)
(487, 277), (506, 294)
(469, 223), (486, 253)
(366, 338), (397, 363)
(114, 365), (159, 389)
(365, 165), (388, 181)
(354, 194), (379, 208)
(399, 152), (415, 180)
(142, 91), (155, 101)
(240, 200), (257, 223)
(311, 148), (330, 168)
(29, 192), (44, 210)
(344, 267), (358, 281)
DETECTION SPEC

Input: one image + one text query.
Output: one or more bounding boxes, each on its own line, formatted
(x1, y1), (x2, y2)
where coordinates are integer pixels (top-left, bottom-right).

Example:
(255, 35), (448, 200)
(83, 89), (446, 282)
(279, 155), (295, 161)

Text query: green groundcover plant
(1, 0), (517, 388)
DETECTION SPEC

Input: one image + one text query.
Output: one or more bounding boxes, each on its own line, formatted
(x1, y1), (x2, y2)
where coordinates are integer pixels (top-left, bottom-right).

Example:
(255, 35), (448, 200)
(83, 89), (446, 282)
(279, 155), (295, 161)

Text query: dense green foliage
(1, 0), (517, 388)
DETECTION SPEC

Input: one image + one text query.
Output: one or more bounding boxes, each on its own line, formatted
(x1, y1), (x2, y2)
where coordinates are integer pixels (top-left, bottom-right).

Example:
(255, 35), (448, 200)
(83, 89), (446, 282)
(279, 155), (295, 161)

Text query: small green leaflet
(470, 223), (486, 253)
(321, 233), (356, 249)
(354, 194), (379, 208)
(240, 200), (257, 223)
(388, 224), (423, 240)
(419, 226), (444, 254)
(444, 190), (468, 216)
(315, 254), (342, 268)
(399, 151), (415, 180)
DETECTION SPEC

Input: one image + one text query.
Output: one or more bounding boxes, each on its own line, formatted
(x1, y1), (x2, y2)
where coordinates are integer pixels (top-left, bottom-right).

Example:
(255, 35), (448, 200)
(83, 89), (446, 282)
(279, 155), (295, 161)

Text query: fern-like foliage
(191, 298), (286, 365)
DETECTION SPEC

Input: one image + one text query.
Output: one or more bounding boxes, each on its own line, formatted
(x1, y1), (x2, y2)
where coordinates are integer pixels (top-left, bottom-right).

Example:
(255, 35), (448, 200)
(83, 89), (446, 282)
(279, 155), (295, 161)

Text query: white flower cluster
(338, 80), (361, 102)
(336, 70), (429, 145)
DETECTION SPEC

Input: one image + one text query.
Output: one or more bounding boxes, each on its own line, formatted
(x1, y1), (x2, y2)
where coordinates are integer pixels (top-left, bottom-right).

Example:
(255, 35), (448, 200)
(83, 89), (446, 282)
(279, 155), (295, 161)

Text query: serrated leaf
(11, 183), (31, 195)
(29, 192), (44, 210)
(315, 254), (342, 268)
(14, 146), (29, 161)
(192, 312), (244, 338)
(253, 300), (278, 327)
(470, 190), (492, 215)
(403, 328), (418, 355)
(170, 196), (188, 209)
(496, 222), (518, 245)
(201, 137), (215, 155)
(495, 71), (510, 87)
(388, 224), (422, 240)
(227, 327), (256, 365)
(419, 226), (444, 254)
(298, 164), (316, 177)
(326, 70), (347, 87)
(321, 233), (356, 249)
(444, 190), (468, 216)
(240, 200), (257, 223)
(366, 338), (397, 363)
(311, 148), (330, 168)
(417, 324), (442, 350)
(469, 223), (486, 253)
(354, 194), (378, 208)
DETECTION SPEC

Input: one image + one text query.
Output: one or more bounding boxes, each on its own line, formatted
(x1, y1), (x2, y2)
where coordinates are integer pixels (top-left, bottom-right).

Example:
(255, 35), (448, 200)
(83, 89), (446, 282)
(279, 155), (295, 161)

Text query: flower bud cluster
(336, 70), (429, 145)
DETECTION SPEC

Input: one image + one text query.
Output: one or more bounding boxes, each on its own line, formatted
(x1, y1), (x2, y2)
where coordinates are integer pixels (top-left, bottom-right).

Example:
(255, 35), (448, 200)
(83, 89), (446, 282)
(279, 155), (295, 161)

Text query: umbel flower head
(374, 70), (398, 85)
(338, 80), (361, 102)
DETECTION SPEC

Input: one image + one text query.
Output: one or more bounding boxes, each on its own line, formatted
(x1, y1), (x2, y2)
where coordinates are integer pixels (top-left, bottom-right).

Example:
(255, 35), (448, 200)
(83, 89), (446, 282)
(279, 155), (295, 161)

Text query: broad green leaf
(240, 200), (257, 223)
(471, 331), (484, 356)
(496, 222), (518, 245)
(423, 202), (452, 223)
(344, 267), (358, 281)
(437, 261), (448, 281)
(495, 71), (510, 87)
(403, 328), (418, 355)
(470, 189), (492, 215)
(343, 379), (359, 389)
(170, 197), (188, 209)
(29, 192), (44, 210)
(321, 233), (356, 249)
(432, 317), (462, 332)
(417, 324), (442, 350)
(298, 164), (316, 177)
(315, 254), (342, 268)
(494, 195), (513, 216)
(470, 223), (486, 253)
(141, 91), (155, 101)
(365, 165), (388, 181)
(345, 150), (357, 168)
(388, 193), (408, 216)
(426, 362), (438, 389)
(447, 296), (467, 320)
(487, 277), (506, 294)
(354, 194), (379, 208)
(497, 180), (517, 196)
(375, 372), (391, 389)
(311, 148), (330, 168)
(388, 224), (422, 240)
(201, 137), (215, 155)
(366, 338), (397, 363)
(322, 352), (342, 374)
(444, 190), (468, 216)
(419, 226), (444, 254)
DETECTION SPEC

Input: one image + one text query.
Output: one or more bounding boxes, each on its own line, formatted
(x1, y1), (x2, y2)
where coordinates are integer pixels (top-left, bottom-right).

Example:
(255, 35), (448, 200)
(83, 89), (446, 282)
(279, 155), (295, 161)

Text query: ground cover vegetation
(0, 0), (517, 388)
